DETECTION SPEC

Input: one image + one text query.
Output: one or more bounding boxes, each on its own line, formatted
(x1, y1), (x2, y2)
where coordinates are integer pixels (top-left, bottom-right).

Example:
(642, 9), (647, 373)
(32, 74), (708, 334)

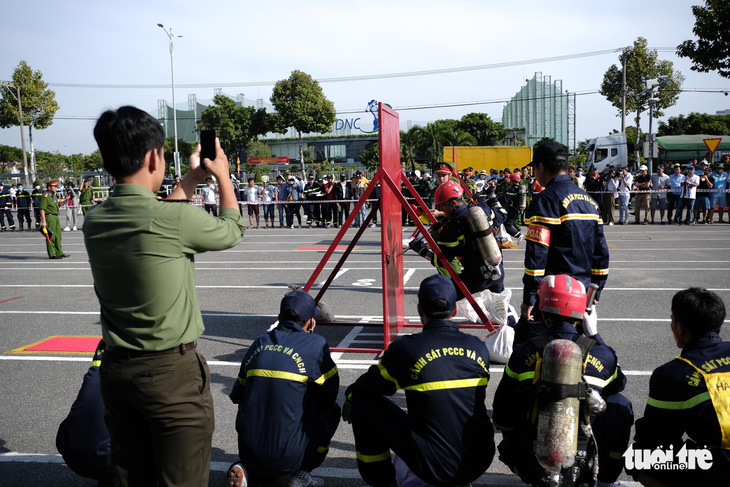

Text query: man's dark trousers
(100, 348), (214, 487)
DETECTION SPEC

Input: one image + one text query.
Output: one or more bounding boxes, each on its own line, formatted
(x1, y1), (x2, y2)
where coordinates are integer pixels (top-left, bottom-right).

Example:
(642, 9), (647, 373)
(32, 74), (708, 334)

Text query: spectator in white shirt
(201, 178), (218, 217)
(242, 178), (262, 229)
(650, 165), (670, 224)
(617, 167), (633, 225)
(674, 165), (699, 225)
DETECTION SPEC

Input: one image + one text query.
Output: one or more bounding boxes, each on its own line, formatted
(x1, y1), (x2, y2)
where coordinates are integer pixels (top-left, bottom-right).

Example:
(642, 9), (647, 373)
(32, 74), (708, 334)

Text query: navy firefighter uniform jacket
(523, 174), (609, 307)
(493, 321), (626, 433)
(493, 322), (632, 484)
(435, 201), (507, 297)
(229, 320), (339, 476)
(347, 319), (495, 485)
(632, 332), (730, 482)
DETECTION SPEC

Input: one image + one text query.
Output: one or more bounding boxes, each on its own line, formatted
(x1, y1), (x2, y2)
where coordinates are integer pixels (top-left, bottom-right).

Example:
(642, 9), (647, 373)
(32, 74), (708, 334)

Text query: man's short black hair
(248, 178), (255, 182)
(93, 106), (165, 178)
(533, 141), (569, 174)
(672, 287), (726, 336)
(279, 308), (308, 327)
(421, 297), (454, 320)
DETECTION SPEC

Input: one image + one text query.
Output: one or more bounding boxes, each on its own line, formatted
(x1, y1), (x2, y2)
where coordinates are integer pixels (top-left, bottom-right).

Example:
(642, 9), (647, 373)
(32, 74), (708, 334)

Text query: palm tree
(412, 123), (447, 165)
(439, 127), (476, 148)
(400, 127), (419, 171)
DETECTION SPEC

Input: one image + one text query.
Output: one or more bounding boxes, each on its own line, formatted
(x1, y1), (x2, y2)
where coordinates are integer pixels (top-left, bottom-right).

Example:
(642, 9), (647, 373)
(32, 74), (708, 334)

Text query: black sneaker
(287, 470), (324, 487)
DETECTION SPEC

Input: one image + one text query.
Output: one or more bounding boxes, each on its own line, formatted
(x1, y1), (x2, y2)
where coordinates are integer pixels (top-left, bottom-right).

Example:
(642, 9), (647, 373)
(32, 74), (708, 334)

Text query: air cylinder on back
(534, 339), (583, 474)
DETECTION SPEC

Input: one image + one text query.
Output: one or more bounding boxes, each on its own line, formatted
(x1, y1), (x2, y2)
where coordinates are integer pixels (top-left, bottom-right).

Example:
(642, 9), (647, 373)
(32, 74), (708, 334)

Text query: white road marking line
(331, 316), (377, 360)
(313, 268), (349, 289)
(403, 268), (416, 284)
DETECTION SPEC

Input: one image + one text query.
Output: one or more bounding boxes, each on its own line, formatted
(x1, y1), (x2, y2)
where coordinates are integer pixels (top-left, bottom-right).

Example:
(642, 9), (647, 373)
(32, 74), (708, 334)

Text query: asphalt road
(1, 216), (729, 487)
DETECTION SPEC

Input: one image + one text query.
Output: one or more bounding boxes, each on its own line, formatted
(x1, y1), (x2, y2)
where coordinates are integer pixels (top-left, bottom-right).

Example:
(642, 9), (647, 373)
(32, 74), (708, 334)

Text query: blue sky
(1, 0), (727, 156)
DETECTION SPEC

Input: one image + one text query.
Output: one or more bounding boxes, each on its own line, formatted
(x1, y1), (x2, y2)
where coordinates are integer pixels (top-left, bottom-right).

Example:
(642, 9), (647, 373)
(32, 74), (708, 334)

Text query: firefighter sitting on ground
(492, 275), (633, 487)
(56, 339), (113, 487)
(343, 274), (495, 487)
(228, 290), (340, 487)
(629, 287), (730, 487)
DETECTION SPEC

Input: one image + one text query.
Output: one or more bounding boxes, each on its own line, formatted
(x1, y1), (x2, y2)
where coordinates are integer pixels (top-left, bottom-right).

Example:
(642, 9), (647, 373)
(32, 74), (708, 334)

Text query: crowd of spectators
(232, 171), (380, 229)
(581, 154), (729, 225)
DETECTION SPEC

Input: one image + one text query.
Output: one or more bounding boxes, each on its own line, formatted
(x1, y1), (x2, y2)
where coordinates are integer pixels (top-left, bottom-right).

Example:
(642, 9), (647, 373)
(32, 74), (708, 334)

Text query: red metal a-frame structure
(302, 103), (495, 353)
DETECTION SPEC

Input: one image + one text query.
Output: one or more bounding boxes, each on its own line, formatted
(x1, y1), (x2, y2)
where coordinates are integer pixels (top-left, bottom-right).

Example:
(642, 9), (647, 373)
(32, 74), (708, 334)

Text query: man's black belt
(107, 341), (196, 359)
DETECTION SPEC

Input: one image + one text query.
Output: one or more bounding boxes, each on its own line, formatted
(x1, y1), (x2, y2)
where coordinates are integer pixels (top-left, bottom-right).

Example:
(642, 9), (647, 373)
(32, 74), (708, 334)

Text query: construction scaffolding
(501, 72), (571, 148)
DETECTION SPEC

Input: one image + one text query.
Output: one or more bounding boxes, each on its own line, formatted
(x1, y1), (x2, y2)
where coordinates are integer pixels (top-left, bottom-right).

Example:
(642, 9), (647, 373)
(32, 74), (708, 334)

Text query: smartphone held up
(200, 129), (216, 171)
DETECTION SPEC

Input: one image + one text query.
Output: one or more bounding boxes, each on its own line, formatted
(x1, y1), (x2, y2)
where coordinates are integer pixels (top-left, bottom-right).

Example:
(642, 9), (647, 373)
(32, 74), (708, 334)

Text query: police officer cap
(418, 275), (457, 313)
(280, 290), (321, 321)
(340, 173), (346, 179)
(308, 173), (315, 179)
(434, 161), (455, 174)
(529, 141), (568, 166)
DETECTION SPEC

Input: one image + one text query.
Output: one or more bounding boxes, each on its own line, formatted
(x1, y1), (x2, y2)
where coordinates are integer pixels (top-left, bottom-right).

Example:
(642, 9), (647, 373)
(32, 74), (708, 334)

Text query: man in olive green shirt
(39, 180), (70, 259)
(78, 178), (94, 217)
(84, 106), (244, 487)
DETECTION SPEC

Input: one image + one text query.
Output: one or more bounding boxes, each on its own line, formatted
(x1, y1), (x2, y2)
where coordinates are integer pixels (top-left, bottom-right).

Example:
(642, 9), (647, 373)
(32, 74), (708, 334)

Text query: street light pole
(158, 23), (182, 178)
(0, 81), (30, 186)
(648, 99), (656, 172)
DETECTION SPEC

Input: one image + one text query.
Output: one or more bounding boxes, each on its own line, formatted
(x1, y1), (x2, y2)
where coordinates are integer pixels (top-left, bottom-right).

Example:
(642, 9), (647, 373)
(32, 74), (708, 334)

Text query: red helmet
(434, 181), (463, 206)
(537, 275), (586, 320)
(510, 173), (521, 182)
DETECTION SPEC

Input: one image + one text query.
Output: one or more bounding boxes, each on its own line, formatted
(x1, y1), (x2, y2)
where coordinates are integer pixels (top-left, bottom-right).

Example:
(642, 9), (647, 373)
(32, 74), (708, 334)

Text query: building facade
(501, 72), (571, 148)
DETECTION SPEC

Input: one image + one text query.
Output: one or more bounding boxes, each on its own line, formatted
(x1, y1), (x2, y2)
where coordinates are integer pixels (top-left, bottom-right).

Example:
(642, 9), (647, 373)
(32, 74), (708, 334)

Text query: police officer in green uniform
(79, 178), (94, 217)
(85, 106), (244, 487)
(39, 181), (70, 259)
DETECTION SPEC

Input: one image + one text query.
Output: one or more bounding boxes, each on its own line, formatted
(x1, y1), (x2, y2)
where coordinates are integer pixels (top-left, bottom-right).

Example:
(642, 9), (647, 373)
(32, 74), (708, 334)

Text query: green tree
(677, 0), (730, 78)
(198, 94), (275, 167)
(84, 150), (104, 172)
(66, 154), (86, 179)
(658, 112), (730, 136)
(439, 126), (477, 148)
(270, 70), (336, 174)
(457, 113), (508, 145)
(163, 137), (195, 175)
(0, 144), (23, 164)
(246, 140), (271, 158)
(359, 142), (380, 172)
(0, 61), (59, 184)
(412, 122), (447, 164)
(400, 127), (419, 171)
(600, 37), (684, 163)
(35, 151), (66, 180)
